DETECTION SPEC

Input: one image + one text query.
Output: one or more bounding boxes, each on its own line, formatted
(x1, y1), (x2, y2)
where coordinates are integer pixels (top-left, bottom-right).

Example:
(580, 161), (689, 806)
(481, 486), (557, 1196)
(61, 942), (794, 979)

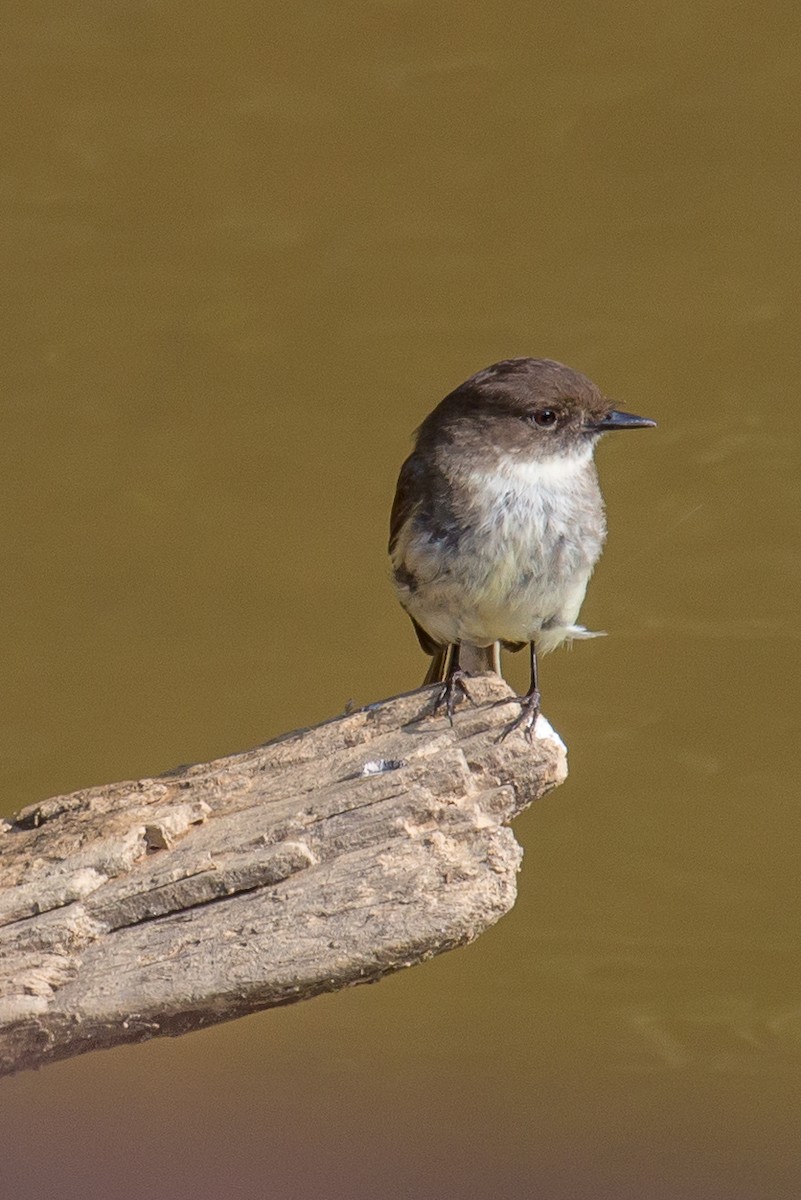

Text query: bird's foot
(430, 669), (475, 724)
(495, 689), (541, 743)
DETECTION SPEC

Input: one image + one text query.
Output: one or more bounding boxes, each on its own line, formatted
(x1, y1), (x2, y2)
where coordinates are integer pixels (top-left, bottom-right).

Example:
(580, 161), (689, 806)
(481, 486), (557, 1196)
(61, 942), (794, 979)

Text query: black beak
(589, 409), (657, 431)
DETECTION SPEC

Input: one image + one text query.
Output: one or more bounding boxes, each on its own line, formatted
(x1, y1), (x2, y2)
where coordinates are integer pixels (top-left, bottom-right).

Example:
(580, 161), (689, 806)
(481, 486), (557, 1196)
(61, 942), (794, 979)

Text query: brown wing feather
(388, 452), (424, 557)
(389, 454), (444, 662)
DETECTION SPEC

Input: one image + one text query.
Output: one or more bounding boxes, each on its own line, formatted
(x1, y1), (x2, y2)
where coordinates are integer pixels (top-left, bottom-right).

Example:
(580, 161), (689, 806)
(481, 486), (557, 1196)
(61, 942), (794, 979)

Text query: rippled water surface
(3, 3), (800, 1197)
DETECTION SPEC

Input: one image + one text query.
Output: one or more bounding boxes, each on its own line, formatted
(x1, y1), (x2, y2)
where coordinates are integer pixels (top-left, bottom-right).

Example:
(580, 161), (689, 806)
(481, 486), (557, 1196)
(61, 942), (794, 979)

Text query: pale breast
(394, 450), (607, 648)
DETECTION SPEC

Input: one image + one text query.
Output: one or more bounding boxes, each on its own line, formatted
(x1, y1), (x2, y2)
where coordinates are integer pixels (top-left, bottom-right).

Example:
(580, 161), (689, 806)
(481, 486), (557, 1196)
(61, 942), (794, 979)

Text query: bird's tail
(423, 645), (453, 685)
(423, 642), (501, 685)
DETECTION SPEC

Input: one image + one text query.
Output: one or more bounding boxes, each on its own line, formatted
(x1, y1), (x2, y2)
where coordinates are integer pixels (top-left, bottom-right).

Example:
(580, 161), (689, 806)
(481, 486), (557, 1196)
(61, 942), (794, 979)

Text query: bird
(388, 357), (655, 736)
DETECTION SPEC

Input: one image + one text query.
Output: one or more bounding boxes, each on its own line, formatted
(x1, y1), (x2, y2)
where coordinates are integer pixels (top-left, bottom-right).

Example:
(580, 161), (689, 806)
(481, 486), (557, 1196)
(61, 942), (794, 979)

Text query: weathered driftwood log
(0, 675), (566, 1076)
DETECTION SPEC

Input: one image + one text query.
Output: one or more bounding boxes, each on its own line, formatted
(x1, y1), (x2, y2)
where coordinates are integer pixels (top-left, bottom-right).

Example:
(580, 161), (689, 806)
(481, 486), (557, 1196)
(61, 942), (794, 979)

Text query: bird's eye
(533, 408), (558, 428)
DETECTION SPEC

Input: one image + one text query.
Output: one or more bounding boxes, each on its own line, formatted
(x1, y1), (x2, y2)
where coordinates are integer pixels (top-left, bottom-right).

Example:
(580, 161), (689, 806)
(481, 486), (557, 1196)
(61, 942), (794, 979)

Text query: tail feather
(423, 642), (501, 685)
(423, 645), (453, 685)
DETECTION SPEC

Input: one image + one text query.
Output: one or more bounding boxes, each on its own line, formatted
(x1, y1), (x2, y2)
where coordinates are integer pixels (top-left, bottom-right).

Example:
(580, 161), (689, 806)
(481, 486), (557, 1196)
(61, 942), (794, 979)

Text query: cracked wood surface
(0, 675), (567, 1076)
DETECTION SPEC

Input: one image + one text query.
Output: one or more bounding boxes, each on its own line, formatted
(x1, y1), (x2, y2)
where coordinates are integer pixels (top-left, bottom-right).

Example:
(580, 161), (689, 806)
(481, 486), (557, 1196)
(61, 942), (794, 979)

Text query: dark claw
(497, 689), (541, 743)
(430, 669), (475, 724)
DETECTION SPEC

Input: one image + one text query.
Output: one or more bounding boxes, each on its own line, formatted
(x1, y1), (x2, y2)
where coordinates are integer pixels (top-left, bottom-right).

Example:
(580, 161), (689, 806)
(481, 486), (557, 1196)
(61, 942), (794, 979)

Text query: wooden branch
(0, 676), (567, 1076)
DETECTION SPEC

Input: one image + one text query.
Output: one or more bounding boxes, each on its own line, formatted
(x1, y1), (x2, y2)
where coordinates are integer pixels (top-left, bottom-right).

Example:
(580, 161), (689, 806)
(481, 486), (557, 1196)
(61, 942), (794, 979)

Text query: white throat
(472, 443), (595, 492)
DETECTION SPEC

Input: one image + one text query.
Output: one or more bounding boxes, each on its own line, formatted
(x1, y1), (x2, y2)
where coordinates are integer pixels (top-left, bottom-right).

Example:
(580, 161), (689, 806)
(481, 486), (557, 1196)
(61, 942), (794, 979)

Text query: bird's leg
(430, 643), (474, 722)
(498, 642), (541, 742)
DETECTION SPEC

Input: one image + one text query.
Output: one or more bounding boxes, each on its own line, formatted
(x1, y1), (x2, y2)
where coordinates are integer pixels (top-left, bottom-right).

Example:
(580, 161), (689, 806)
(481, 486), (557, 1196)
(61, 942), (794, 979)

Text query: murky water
(2, 2), (800, 1197)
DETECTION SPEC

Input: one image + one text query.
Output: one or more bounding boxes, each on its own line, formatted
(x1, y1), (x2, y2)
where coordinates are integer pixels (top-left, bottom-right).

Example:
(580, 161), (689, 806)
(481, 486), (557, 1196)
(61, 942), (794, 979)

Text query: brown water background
(3, 3), (801, 1197)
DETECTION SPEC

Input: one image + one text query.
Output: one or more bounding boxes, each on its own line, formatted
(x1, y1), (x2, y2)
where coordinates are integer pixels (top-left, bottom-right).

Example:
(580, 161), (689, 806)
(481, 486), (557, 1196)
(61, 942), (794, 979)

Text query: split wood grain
(0, 675), (567, 1076)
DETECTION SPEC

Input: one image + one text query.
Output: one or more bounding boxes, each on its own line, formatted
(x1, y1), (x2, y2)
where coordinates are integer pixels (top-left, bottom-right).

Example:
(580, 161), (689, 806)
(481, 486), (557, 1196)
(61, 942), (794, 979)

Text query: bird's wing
(389, 454), (443, 660)
(388, 452), (425, 557)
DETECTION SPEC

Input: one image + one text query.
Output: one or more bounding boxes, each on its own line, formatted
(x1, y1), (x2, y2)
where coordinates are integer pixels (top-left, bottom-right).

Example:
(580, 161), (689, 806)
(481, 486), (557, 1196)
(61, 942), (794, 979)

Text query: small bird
(389, 357), (655, 736)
